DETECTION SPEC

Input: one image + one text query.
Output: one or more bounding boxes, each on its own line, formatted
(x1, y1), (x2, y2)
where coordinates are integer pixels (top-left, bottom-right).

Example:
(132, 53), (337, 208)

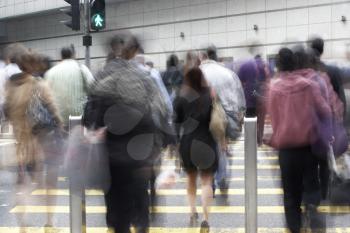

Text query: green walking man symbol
(92, 14), (104, 29)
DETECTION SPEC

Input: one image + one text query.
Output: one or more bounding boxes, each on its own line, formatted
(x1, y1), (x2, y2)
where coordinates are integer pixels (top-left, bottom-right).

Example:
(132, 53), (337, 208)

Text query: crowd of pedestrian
(0, 32), (349, 233)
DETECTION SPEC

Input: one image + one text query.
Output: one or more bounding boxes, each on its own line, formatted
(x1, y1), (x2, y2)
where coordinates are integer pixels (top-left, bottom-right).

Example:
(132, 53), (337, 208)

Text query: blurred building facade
(0, 0), (350, 71)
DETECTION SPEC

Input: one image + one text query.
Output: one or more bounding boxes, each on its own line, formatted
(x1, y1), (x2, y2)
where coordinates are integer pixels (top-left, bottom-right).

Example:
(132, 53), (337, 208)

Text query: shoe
(189, 212), (198, 226)
(305, 204), (326, 232)
(200, 220), (210, 233)
(218, 179), (229, 191)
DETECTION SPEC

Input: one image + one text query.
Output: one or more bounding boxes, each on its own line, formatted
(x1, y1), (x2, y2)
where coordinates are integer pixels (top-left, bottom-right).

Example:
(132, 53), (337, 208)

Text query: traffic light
(90, 0), (106, 31)
(61, 0), (80, 31)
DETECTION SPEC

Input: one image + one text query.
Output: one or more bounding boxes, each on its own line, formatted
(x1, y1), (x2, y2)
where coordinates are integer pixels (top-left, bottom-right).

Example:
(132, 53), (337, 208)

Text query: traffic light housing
(61, 0), (80, 31)
(90, 0), (106, 31)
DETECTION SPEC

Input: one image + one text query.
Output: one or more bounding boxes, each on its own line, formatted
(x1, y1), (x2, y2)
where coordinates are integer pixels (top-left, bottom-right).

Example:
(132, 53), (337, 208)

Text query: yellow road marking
(56, 176), (282, 183)
(160, 164), (280, 170)
(10, 205), (350, 214)
(163, 156), (278, 161)
(177, 176), (281, 182)
(31, 188), (283, 196)
(3, 227), (349, 233)
(57, 177), (67, 182)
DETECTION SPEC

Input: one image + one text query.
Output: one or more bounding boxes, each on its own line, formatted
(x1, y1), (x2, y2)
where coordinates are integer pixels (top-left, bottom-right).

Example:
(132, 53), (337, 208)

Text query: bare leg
(187, 171), (197, 216)
(199, 172), (213, 222)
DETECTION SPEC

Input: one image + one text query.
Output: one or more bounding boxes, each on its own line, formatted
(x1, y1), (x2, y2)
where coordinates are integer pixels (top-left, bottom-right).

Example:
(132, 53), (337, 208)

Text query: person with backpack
(200, 46), (246, 191)
(4, 50), (63, 230)
(45, 45), (94, 127)
(83, 33), (169, 233)
(266, 48), (332, 233)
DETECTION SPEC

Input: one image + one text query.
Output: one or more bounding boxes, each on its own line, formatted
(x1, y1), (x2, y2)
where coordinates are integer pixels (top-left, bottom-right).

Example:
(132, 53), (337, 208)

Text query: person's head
(16, 51), (41, 75)
(109, 33), (142, 60)
(207, 46), (218, 61)
(276, 48), (295, 72)
(167, 54), (179, 68)
(184, 67), (208, 93)
(292, 45), (312, 70)
(3, 43), (28, 64)
(36, 55), (52, 77)
(310, 37), (324, 57)
(185, 51), (200, 69)
(61, 45), (76, 60)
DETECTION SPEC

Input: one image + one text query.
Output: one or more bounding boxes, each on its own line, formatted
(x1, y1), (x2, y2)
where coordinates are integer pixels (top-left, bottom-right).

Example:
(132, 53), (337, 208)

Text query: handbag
(327, 145), (350, 204)
(26, 88), (58, 134)
(65, 126), (110, 191)
(209, 98), (227, 145)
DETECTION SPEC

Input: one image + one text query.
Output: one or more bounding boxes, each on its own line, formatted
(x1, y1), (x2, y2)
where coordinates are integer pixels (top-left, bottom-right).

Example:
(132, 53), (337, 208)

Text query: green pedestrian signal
(92, 13), (104, 29)
(90, 0), (105, 31)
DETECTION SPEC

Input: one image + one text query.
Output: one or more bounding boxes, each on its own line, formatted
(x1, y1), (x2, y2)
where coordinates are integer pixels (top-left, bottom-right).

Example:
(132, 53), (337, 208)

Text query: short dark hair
(207, 46), (218, 61)
(292, 45), (309, 70)
(310, 37), (324, 56)
(276, 48), (295, 72)
(167, 54), (179, 68)
(61, 45), (75, 59)
(109, 33), (142, 59)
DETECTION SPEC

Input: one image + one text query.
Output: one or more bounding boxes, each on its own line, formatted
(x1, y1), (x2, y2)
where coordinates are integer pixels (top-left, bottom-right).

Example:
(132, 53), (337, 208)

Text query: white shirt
(200, 59), (246, 113)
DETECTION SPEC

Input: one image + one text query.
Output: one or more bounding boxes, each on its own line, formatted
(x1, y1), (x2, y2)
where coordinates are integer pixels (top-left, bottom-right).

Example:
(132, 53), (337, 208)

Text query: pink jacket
(293, 69), (344, 122)
(267, 72), (332, 149)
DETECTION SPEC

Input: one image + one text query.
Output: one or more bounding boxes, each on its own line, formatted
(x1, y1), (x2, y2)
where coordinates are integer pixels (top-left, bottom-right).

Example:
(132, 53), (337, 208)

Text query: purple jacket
(238, 59), (267, 108)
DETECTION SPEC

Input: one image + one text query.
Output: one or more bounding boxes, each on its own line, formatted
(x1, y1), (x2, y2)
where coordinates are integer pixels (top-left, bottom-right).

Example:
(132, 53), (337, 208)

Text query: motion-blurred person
(0, 44), (27, 132)
(83, 33), (169, 233)
(3, 50), (63, 230)
(237, 53), (269, 145)
(267, 48), (331, 233)
(45, 45), (94, 127)
(173, 67), (217, 232)
(293, 47), (346, 211)
(133, 54), (172, 116)
(310, 37), (346, 117)
(184, 51), (201, 75)
(2, 43), (25, 79)
(162, 54), (184, 100)
(133, 53), (174, 211)
(200, 46), (246, 191)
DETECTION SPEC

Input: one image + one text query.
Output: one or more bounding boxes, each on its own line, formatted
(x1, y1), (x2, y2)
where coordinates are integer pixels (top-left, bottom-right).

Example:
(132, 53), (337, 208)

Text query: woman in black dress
(173, 67), (218, 231)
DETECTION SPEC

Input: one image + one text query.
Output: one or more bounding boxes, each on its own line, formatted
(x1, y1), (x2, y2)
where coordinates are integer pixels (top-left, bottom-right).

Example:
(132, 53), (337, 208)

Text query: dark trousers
(245, 107), (256, 118)
(246, 106), (265, 145)
(278, 146), (321, 233)
(105, 165), (151, 233)
(318, 158), (329, 199)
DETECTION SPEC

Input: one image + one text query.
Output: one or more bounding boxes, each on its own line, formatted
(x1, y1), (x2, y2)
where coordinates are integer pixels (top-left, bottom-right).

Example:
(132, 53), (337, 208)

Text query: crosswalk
(0, 140), (350, 232)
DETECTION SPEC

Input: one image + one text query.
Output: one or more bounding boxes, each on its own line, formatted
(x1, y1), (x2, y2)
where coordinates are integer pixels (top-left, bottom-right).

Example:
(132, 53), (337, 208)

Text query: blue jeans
(215, 146), (228, 185)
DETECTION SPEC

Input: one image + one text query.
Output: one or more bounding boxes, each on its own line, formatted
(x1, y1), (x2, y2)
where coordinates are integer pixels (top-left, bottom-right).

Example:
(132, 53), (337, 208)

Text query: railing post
(69, 116), (86, 233)
(244, 117), (258, 233)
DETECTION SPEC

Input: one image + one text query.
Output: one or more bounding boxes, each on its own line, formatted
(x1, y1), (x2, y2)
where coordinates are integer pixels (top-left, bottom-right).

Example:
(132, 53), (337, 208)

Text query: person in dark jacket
(161, 54), (184, 100)
(173, 67), (217, 232)
(83, 33), (169, 233)
(310, 37), (346, 117)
